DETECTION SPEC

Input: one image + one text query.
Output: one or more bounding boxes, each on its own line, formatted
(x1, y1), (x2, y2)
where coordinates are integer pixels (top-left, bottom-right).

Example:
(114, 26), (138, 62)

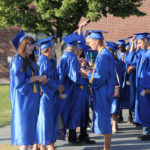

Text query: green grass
(0, 85), (11, 127)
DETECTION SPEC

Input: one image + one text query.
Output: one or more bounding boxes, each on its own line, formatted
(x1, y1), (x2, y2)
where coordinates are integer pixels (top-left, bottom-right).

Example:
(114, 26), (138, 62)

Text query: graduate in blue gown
(10, 31), (46, 150)
(80, 31), (115, 150)
(133, 33), (150, 140)
(116, 39), (131, 122)
(57, 33), (86, 144)
(125, 37), (138, 117)
(78, 21), (98, 68)
(77, 41), (96, 144)
(105, 41), (123, 133)
(35, 37), (65, 150)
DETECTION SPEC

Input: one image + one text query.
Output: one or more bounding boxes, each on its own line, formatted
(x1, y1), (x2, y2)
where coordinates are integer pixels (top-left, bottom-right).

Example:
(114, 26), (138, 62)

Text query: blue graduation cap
(63, 33), (78, 47)
(134, 32), (150, 41)
(84, 30), (91, 38)
(34, 36), (54, 51)
(148, 36), (150, 42)
(106, 41), (118, 52)
(89, 30), (108, 40)
(125, 42), (130, 49)
(12, 30), (27, 50)
(117, 39), (126, 46)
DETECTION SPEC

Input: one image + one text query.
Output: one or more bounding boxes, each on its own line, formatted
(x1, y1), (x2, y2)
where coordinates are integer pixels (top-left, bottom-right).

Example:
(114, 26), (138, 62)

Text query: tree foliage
(0, 0), (146, 39)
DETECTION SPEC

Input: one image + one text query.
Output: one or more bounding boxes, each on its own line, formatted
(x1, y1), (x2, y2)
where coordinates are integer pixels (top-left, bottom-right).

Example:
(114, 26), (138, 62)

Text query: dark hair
(79, 50), (85, 58)
(107, 48), (119, 62)
(18, 36), (36, 72)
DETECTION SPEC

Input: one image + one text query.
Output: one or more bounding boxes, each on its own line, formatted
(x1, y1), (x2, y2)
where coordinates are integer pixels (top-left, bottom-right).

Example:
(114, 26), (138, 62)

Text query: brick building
(0, 0), (150, 81)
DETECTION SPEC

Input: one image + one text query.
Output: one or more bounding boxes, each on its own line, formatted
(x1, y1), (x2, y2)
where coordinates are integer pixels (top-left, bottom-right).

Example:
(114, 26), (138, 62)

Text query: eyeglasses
(26, 43), (33, 46)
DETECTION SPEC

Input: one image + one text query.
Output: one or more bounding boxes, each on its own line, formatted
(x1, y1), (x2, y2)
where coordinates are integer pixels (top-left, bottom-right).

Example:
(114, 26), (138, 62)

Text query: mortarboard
(63, 33), (78, 47)
(106, 41), (118, 52)
(12, 30), (27, 50)
(134, 32), (150, 41)
(148, 36), (150, 42)
(84, 30), (91, 39)
(117, 39), (126, 46)
(125, 42), (130, 49)
(89, 30), (108, 40)
(34, 36), (54, 51)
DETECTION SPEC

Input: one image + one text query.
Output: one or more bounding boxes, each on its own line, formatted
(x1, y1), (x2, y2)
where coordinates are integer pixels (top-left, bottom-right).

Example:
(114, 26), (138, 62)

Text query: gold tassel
(40, 88), (42, 95)
(31, 70), (37, 93)
(89, 65), (95, 84)
(80, 85), (84, 89)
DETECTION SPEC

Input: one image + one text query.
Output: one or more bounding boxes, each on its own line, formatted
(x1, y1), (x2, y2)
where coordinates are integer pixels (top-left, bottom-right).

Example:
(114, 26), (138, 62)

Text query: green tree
(0, 0), (146, 56)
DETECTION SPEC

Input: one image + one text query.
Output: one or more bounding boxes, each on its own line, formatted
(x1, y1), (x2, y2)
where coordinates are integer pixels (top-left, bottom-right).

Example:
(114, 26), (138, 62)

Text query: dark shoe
(118, 116), (123, 123)
(68, 141), (83, 146)
(137, 135), (150, 141)
(133, 122), (141, 127)
(78, 135), (96, 145)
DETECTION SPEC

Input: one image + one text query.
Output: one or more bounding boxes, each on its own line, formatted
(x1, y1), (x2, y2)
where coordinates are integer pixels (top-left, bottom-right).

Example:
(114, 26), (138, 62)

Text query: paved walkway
(0, 123), (150, 150)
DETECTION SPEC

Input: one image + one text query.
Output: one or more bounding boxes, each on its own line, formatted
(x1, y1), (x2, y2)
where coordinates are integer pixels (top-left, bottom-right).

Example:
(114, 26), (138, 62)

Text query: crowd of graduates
(9, 21), (150, 150)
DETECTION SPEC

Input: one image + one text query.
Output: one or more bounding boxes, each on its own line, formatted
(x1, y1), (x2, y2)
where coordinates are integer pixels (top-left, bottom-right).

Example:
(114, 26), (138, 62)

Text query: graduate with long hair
(10, 31), (46, 150)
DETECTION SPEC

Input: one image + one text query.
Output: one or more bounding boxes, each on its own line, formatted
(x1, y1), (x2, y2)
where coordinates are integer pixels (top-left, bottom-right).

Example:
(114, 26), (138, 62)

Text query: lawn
(0, 84), (11, 127)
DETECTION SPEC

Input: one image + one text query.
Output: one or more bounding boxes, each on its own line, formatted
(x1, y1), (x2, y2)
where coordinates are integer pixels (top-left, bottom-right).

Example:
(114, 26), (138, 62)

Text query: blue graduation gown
(36, 55), (60, 145)
(124, 50), (136, 112)
(133, 49), (146, 123)
(10, 54), (41, 145)
(57, 50), (85, 129)
(78, 70), (90, 127)
(117, 51), (131, 109)
(88, 48), (115, 134)
(134, 49), (150, 126)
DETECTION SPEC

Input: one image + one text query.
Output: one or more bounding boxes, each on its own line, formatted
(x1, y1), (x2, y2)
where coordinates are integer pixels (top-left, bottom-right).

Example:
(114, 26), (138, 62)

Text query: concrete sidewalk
(0, 123), (150, 150)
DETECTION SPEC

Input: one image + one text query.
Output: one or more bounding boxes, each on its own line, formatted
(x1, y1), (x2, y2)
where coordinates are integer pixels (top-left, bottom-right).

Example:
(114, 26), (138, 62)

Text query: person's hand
(80, 68), (88, 78)
(144, 89), (150, 95)
(58, 85), (65, 93)
(37, 75), (47, 83)
(89, 61), (94, 67)
(131, 35), (136, 43)
(81, 58), (87, 68)
(79, 20), (89, 27)
(41, 78), (49, 85)
(141, 89), (150, 96)
(127, 66), (136, 74)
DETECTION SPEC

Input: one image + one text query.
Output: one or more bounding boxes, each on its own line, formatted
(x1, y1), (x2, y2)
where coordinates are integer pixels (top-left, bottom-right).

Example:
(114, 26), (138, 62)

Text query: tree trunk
(55, 37), (64, 64)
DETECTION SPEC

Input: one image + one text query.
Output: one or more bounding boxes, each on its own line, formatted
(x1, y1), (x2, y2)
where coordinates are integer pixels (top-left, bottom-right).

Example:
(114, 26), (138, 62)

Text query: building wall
(81, 0), (150, 40)
(0, 0), (150, 80)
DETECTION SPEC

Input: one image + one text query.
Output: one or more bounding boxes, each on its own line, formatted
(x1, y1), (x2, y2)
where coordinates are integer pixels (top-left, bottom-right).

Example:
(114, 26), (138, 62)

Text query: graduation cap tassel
(31, 70), (38, 93)
(40, 88), (42, 95)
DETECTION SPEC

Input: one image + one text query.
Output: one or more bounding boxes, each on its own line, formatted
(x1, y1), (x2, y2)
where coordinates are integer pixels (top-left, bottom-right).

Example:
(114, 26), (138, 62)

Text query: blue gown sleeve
(140, 57), (150, 90)
(14, 56), (31, 95)
(88, 54), (109, 89)
(40, 61), (59, 91)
